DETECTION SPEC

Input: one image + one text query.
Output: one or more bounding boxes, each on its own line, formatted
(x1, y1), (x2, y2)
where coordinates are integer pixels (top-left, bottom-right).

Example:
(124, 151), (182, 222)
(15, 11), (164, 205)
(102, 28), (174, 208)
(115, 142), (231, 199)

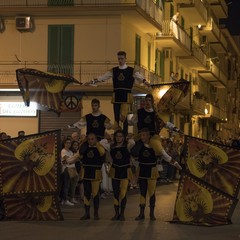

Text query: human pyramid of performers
(61, 51), (182, 221)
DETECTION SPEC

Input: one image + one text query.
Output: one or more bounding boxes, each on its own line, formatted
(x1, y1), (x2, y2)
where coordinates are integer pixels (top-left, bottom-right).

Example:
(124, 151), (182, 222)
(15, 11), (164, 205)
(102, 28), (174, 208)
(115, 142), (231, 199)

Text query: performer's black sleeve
(130, 140), (143, 158)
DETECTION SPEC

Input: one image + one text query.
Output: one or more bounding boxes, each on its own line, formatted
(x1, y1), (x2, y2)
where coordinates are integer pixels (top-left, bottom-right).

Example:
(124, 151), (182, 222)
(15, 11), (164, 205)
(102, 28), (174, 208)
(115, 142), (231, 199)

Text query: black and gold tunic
(85, 114), (109, 140)
(137, 144), (159, 179)
(109, 146), (132, 180)
(137, 108), (156, 135)
(81, 146), (104, 180)
(112, 66), (134, 104)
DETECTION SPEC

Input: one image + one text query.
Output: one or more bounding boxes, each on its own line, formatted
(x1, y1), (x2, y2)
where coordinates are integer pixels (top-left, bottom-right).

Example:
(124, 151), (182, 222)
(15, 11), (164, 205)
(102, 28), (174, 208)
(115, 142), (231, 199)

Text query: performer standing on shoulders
(85, 51), (151, 135)
(129, 93), (183, 166)
(108, 130), (134, 221)
(68, 98), (112, 151)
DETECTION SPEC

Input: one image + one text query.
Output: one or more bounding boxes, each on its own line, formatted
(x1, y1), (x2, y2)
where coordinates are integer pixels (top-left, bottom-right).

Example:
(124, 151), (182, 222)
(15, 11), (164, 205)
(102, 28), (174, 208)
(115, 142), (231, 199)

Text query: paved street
(1, 182), (240, 240)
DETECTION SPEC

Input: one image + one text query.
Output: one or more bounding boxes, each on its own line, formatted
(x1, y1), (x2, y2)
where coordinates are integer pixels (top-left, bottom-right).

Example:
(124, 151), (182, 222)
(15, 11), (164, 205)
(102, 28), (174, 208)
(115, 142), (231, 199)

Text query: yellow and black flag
(16, 68), (81, 114)
(172, 173), (237, 226)
(151, 79), (190, 112)
(0, 130), (63, 220)
(172, 136), (240, 226)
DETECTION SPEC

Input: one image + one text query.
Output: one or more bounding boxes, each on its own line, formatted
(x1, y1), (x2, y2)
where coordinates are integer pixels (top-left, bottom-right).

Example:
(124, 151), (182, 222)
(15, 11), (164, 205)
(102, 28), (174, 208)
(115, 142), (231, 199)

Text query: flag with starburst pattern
(16, 68), (81, 114)
(0, 130), (63, 220)
(172, 136), (240, 226)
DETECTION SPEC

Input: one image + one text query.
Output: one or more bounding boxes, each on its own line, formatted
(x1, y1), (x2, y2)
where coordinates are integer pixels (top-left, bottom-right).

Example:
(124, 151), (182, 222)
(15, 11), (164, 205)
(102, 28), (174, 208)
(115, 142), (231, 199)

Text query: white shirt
(61, 148), (76, 173)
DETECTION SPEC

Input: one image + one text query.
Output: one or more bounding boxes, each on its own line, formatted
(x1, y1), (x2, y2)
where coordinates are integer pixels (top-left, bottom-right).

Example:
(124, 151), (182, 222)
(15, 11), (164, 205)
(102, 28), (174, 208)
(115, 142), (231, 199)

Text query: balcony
(179, 0), (208, 25)
(198, 59), (227, 88)
(156, 20), (191, 56)
(199, 17), (220, 42)
(210, 31), (228, 53)
(192, 96), (206, 115)
(179, 41), (207, 70)
(206, 0), (228, 19)
(203, 103), (227, 122)
(0, 61), (161, 90)
(0, 0), (163, 33)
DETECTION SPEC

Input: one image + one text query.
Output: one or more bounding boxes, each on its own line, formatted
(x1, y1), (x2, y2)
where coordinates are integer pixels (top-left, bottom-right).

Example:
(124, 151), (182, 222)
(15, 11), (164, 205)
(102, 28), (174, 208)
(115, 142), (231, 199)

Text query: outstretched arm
(68, 116), (87, 129)
(85, 70), (113, 85)
(133, 71), (151, 88)
(161, 149), (182, 170)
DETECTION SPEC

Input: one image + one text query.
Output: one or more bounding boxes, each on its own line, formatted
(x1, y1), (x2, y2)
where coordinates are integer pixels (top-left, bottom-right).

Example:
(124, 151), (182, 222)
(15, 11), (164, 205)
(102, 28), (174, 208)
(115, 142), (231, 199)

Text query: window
(135, 35), (141, 66)
(148, 42), (151, 70)
(48, 0), (73, 6)
(48, 25), (74, 75)
(155, 49), (164, 79)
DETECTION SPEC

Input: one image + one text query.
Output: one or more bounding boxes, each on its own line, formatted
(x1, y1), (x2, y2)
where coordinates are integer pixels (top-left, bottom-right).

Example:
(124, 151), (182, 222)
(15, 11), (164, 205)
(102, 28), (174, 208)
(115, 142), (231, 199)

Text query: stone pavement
(1, 182), (240, 240)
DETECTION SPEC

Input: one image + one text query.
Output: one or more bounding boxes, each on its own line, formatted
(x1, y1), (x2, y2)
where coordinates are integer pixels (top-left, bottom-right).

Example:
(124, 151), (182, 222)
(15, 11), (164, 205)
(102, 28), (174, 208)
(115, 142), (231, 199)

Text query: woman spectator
(60, 139), (79, 206)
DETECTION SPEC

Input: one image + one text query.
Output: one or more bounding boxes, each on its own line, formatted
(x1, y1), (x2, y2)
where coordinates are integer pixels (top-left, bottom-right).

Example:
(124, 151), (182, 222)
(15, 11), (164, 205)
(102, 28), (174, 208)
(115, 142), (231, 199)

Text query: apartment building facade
(0, 0), (239, 140)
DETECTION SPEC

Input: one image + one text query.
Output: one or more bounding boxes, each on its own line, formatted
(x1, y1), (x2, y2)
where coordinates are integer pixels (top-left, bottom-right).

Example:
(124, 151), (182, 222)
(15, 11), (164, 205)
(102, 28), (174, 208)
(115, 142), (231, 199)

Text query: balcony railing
(192, 41), (207, 66)
(159, 20), (191, 52)
(207, 103), (227, 121)
(0, 61), (162, 86)
(192, 97), (206, 115)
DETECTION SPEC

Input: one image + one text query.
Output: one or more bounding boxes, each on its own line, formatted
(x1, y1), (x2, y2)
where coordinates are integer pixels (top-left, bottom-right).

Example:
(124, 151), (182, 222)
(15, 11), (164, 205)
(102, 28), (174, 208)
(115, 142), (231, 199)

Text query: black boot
(150, 206), (156, 221)
(119, 207), (125, 221)
(80, 205), (90, 220)
(111, 205), (119, 221)
(135, 204), (145, 221)
(94, 207), (100, 220)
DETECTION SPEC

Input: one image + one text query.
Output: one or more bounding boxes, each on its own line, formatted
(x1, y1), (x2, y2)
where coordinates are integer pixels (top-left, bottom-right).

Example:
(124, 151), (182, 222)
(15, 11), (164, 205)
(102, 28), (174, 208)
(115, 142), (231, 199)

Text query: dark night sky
(224, 0), (240, 35)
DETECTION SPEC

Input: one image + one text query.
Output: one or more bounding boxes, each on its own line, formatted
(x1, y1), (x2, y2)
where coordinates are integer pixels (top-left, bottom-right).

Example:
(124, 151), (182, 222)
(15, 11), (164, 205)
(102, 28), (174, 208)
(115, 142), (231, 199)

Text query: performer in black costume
(68, 98), (112, 151)
(131, 128), (181, 221)
(108, 130), (134, 221)
(129, 93), (182, 168)
(79, 133), (106, 220)
(86, 51), (150, 135)
(131, 128), (159, 221)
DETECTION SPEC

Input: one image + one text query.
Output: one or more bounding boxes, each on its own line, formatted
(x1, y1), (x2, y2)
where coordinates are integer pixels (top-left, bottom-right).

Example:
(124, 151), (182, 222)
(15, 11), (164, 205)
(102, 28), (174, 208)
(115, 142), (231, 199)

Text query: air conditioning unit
(163, 48), (172, 59)
(15, 16), (32, 30)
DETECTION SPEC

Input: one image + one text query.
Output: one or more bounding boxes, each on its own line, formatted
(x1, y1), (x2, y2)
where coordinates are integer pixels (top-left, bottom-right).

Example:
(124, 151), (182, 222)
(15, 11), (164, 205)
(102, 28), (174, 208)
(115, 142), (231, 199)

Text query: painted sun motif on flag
(185, 136), (240, 198)
(172, 174), (237, 226)
(0, 132), (59, 195)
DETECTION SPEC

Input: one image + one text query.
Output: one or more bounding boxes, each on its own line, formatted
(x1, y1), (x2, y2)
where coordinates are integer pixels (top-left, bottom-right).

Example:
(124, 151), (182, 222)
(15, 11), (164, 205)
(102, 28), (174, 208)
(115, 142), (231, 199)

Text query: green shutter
(48, 25), (61, 72)
(135, 35), (141, 66)
(48, 25), (74, 75)
(61, 25), (74, 75)
(148, 42), (151, 70)
(48, 0), (73, 6)
(170, 4), (174, 18)
(160, 51), (164, 79)
(181, 16), (185, 29)
(170, 60), (173, 74)
(155, 49), (160, 76)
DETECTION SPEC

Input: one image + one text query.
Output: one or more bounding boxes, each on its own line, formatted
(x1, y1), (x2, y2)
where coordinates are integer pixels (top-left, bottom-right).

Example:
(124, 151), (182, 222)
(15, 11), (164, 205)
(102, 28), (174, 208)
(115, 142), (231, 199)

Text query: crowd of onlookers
(0, 130), (25, 140)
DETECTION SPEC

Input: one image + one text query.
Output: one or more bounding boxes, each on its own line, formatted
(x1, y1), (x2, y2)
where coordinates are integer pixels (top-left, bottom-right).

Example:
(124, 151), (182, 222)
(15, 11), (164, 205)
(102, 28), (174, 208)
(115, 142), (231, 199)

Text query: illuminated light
(204, 107), (209, 115)
(198, 24), (202, 29)
(158, 86), (170, 99)
(0, 88), (20, 91)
